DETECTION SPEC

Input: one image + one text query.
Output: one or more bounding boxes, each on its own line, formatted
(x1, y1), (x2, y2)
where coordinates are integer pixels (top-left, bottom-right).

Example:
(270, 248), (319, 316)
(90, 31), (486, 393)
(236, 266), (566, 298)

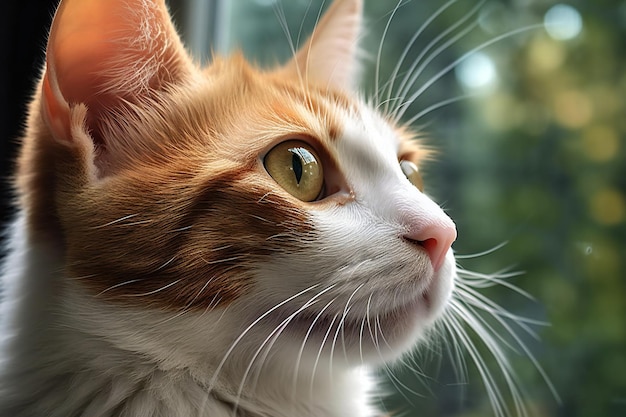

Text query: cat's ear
(278, 0), (363, 91)
(41, 0), (193, 152)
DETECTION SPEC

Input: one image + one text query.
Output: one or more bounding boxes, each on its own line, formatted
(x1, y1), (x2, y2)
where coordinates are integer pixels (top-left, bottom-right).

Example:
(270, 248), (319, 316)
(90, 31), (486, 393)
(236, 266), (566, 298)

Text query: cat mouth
(263, 287), (436, 361)
(254, 262), (454, 362)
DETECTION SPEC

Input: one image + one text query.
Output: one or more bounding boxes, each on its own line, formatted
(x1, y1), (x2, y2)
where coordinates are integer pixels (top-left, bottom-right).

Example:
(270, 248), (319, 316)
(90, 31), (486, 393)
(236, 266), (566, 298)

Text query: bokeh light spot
(527, 38), (565, 73)
(553, 90), (593, 128)
(582, 125), (620, 162)
(482, 92), (524, 131)
(589, 188), (626, 226)
(456, 52), (497, 90)
(544, 4), (583, 40)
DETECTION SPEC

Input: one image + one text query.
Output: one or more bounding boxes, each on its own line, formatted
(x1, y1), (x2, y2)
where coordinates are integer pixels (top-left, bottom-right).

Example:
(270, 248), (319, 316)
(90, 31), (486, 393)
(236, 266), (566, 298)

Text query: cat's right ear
(40, 0), (194, 169)
(277, 0), (363, 91)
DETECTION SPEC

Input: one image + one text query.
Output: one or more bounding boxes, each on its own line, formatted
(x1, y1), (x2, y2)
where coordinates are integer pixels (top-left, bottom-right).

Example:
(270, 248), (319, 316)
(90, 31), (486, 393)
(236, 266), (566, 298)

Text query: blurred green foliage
(226, 0), (626, 416)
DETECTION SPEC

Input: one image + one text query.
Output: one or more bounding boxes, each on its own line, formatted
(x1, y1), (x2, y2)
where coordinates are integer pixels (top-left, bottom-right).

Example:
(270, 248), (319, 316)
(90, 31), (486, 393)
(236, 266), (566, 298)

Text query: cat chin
(254, 253), (456, 366)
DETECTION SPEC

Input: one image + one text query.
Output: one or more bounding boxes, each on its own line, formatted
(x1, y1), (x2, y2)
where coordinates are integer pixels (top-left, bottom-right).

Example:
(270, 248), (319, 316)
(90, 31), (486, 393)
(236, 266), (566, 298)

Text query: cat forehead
(119, 56), (420, 176)
(153, 60), (396, 158)
(339, 102), (403, 162)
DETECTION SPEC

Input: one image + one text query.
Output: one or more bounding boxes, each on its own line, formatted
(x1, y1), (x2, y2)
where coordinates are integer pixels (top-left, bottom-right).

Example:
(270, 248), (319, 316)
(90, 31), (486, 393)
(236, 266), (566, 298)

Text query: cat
(0, 0), (525, 416)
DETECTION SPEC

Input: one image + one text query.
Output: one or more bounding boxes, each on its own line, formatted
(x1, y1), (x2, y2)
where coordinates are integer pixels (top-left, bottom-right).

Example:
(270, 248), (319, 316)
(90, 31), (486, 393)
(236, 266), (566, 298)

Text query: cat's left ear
(41, 0), (194, 151)
(278, 0), (363, 91)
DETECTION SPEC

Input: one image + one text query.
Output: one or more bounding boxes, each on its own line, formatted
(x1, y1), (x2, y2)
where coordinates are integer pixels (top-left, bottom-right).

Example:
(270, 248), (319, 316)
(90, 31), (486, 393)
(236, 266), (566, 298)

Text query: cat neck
(0, 213), (376, 417)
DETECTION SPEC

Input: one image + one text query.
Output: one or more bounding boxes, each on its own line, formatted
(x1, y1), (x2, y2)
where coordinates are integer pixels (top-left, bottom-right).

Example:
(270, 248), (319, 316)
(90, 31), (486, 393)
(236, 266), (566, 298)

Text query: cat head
(20, 0), (456, 369)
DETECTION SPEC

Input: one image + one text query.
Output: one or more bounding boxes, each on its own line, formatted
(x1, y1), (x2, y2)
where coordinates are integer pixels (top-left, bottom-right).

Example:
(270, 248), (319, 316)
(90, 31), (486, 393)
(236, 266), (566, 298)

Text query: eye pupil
(264, 140), (324, 202)
(292, 152), (303, 184)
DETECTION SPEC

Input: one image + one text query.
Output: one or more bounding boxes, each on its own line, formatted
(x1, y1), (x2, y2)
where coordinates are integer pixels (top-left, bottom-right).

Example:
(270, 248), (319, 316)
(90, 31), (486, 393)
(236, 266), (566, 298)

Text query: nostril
(402, 236), (425, 248)
(402, 236), (437, 252)
(402, 222), (456, 271)
(421, 238), (440, 264)
(403, 236), (440, 260)
(403, 235), (446, 271)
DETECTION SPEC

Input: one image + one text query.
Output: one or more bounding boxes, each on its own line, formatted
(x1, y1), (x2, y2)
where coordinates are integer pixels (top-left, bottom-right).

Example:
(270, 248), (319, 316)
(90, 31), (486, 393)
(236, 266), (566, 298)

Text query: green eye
(400, 160), (424, 192)
(264, 140), (324, 202)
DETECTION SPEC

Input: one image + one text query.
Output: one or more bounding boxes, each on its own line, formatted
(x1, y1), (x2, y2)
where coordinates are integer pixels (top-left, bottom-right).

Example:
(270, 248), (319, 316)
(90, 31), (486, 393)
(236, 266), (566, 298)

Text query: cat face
(246, 96), (457, 362)
(22, 0), (456, 369)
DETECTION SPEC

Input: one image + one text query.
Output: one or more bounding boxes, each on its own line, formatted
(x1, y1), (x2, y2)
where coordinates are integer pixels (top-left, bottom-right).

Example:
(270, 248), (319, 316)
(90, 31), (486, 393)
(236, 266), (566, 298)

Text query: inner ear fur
(277, 0), (363, 91)
(40, 0), (195, 175)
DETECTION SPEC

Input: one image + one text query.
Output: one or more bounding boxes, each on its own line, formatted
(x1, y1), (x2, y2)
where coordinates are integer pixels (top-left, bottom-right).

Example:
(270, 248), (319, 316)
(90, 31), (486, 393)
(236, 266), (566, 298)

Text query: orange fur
(18, 51), (384, 310)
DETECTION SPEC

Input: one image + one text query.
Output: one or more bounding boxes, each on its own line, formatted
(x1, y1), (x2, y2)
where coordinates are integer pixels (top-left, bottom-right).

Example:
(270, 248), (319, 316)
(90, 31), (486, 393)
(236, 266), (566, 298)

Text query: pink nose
(403, 219), (457, 271)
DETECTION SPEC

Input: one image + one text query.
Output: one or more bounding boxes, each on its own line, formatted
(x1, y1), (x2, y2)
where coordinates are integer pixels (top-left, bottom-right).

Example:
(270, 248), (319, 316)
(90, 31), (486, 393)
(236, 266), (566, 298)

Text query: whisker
(366, 309), (414, 406)
(233, 296), (322, 416)
(120, 220), (153, 227)
(457, 300), (530, 417)
(294, 0), (315, 59)
(246, 284), (338, 395)
(291, 298), (335, 407)
(168, 278), (218, 323)
(330, 283), (365, 380)
(376, 316), (428, 387)
(454, 292), (529, 356)
(396, 24), (544, 124)
(340, 283), (365, 360)
(374, 316), (421, 406)
(359, 293), (375, 364)
(165, 225), (192, 233)
(90, 214), (139, 229)
(455, 282), (545, 328)
(378, 90), (474, 121)
(247, 214), (273, 224)
(374, 0), (406, 108)
(329, 305), (352, 382)
(274, 3), (297, 63)
(392, 0), (485, 121)
(437, 318), (470, 394)
(453, 287), (560, 402)
(454, 241), (509, 259)
(442, 310), (511, 417)
(155, 256), (176, 271)
(309, 313), (339, 402)
(208, 284), (322, 392)
(123, 279), (182, 297)
(274, 0), (318, 112)
(201, 256), (243, 265)
(394, 20), (480, 122)
(402, 93), (480, 126)
(457, 268), (535, 300)
(95, 279), (144, 296)
(381, 0), (459, 114)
